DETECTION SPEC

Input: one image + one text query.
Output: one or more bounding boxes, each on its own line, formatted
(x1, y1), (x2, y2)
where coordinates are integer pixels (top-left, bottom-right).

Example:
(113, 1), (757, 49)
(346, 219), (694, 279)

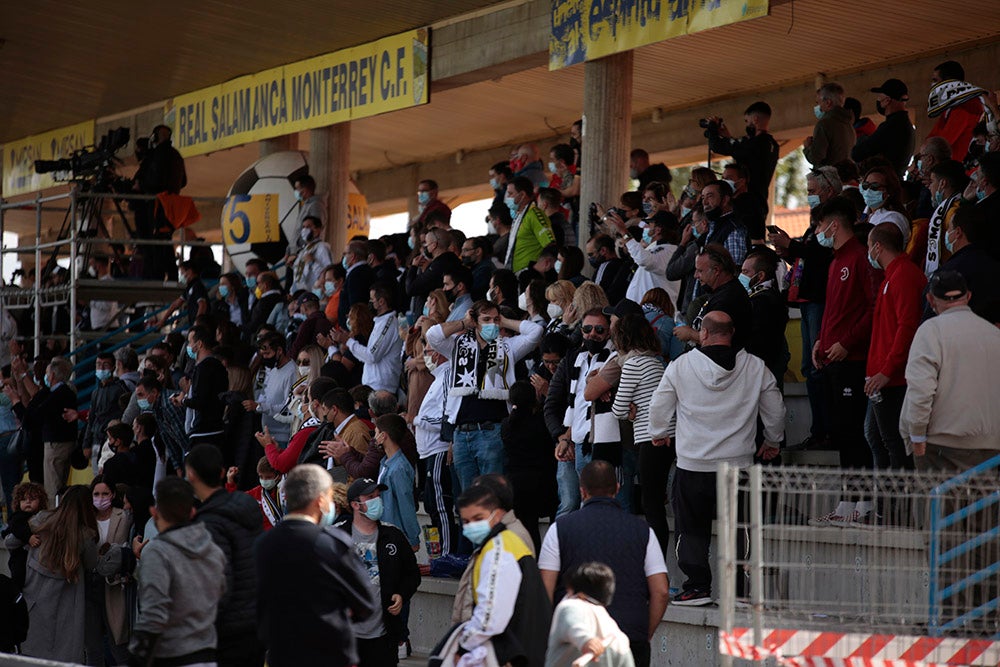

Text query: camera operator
(136, 125), (187, 281)
(705, 102), (779, 213)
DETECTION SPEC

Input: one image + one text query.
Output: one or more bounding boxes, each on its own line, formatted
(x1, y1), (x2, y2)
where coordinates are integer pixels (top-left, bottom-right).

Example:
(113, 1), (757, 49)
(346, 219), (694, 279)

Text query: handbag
(429, 623), (500, 667)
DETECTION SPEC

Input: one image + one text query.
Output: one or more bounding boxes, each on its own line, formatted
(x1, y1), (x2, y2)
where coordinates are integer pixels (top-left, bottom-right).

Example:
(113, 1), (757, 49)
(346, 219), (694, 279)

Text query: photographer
(136, 125), (186, 280)
(705, 101), (780, 211)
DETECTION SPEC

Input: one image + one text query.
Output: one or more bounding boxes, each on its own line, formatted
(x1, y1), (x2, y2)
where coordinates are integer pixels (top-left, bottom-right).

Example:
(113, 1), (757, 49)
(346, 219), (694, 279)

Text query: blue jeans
(452, 426), (505, 492)
(799, 302), (828, 438)
(556, 461), (580, 518)
(617, 447), (638, 513)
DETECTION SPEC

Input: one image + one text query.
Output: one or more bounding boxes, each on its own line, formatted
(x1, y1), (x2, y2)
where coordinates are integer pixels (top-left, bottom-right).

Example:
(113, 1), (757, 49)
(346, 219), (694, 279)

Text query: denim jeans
(556, 461), (580, 518)
(863, 386), (911, 470)
(799, 302), (828, 438)
(452, 426), (505, 492)
(617, 447), (638, 513)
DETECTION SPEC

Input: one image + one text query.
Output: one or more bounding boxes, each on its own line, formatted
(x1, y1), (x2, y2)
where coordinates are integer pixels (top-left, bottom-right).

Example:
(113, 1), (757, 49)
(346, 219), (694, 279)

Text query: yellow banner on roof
(2, 120), (95, 197)
(549, 0), (769, 71)
(166, 29), (430, 158)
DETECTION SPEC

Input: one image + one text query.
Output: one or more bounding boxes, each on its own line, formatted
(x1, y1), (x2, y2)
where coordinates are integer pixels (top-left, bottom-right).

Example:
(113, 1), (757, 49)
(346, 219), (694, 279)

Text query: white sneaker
(810, 501), (856, 527)
(398, 642), (408, 660)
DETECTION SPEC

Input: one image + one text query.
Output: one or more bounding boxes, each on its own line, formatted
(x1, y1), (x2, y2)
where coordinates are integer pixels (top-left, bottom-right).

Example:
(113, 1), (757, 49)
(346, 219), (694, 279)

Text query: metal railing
(717, 463), (1000, 665)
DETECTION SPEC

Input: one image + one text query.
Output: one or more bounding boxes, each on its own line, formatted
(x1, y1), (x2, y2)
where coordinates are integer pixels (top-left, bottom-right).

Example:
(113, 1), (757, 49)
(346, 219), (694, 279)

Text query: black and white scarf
(926, 193), (960, 276)
(449, 331), (511, 400)
(928, 80), (998, 133)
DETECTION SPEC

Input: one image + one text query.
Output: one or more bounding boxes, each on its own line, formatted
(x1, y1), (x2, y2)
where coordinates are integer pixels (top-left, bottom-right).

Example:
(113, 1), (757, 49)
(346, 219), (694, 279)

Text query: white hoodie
(648, 347), (785, 472)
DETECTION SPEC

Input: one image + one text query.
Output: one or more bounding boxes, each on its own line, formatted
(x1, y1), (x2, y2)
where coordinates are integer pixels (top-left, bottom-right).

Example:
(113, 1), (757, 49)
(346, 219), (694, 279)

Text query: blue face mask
(642, 201), (655, 216)
(362, 496), (383, 521)
(548, 161), (558, 174)
(916, 160), (924, 174)
(407, 236), (415, 250)
(933, 190), (944, 206)
(324, 280), (336, 296)
(480, 323), (500, 342)
(504, 195), (518, 217)
(816, 223), (835, 248)
(691, 223), (702, 239)
(868, 250), (882, 270)
(219, 285), (230, 298)
(95, 369), (112, 382)
(137, 398), (152, 411)
(341, 256), (350, 270)
(43, 374), (51, 389)
(417, 191), (431, 206)
(554, 260), (562, 274)
(642, 229), (654, 244)
(245, 275), (257, 290)
(462, 513), (496, 546)
(321, 499), (337, 526)
(737, 273), (752, 292)
(862, 188), (884, 210)
(976, 189), (986, 202)
(489, 178), (499, 190)
(807, 194), (822, 209)
(312, 287), (324, 298)
(943, 228), (955, 253)
(814, 104), (825, 119)
(422, 305), (430, 317)
(186, 345), (197, 360)
(681, 205), (692, 219)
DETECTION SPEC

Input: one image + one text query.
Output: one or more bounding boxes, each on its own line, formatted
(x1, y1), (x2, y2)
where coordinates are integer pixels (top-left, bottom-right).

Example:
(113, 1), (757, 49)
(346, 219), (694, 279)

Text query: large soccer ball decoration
(222, 151), (309, 276)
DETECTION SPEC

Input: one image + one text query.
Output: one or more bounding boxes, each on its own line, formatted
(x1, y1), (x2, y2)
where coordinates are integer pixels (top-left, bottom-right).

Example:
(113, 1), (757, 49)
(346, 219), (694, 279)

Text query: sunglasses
(581, 325), (607, 334)
(296, 359), (310, 365)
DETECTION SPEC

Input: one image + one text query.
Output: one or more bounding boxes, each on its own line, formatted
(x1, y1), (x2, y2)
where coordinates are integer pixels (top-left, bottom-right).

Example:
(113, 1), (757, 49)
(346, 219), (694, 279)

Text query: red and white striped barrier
(720, 628), (1000, 667)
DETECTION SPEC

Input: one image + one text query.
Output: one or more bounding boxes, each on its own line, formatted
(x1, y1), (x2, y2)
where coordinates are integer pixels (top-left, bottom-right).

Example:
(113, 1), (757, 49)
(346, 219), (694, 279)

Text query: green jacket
(510, 206), (555, 272)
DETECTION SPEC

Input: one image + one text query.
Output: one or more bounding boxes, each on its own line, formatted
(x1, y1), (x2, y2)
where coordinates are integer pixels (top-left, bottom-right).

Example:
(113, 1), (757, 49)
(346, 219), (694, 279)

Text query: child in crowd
(546, 562), (634, 667)
(247, 456), (285, 530)
(1, 482), (48, 589)
(373, 413), (421, 551)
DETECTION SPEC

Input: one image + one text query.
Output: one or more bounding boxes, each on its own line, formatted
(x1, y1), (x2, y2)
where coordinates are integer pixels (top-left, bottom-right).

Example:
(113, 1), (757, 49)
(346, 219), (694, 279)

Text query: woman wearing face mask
(556, 246), (587, 287)
(561, 281), (610, 348)
(84, 476), (133, 665)
(273, 344), (324, 437)
(403, 319), (440, 427)
(522, 280), (551, 327)
(860, 166), (912, 245)
(214, 272), (249, 330)
(423, 289), (450, 322)
(544, 280), (576, 336)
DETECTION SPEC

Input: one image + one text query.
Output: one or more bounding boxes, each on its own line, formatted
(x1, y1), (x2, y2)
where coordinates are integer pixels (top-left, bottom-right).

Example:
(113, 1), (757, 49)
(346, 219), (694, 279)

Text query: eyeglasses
(542, 359), (560, 368)
(581, 325), (607, 334)
(861, 181), (885, 191)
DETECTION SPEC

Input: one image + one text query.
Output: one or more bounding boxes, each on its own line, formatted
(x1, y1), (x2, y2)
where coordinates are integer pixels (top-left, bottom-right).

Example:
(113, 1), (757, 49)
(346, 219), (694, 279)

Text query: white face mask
(518, 292), (528, 310)
(260, 478), (278, 491)
(423, 353), (438, 373)
(297, 365), (310, 377)
(547, 303), (563, 319)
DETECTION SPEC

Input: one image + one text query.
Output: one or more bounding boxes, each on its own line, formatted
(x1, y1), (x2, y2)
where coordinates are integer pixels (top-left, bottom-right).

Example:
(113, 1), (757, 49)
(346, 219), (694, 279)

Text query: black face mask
(745, 125), (756, 137)
(261, 355), (278, 368)
(583, 338), (606, 354)
(443, 289), (457, 304)
(461, 255), (475, 267)
(875, 100), (887, 116)
(705, 206), (723, 222)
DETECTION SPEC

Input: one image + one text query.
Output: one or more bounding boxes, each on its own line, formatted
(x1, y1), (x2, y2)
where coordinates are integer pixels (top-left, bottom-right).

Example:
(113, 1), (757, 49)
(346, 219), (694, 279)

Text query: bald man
(648, 311), (785, 606)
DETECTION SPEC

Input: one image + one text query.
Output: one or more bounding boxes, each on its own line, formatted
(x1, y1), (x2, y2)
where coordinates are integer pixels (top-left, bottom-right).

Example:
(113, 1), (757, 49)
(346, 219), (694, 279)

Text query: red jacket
(817, 236), (880, 363)
(926, 98), (984, 162)
(265, 425), (317, 473)
(866, 255), (927, 385)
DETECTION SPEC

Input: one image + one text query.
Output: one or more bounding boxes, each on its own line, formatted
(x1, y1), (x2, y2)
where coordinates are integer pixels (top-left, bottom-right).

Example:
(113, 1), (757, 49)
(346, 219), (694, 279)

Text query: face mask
(486, 289), (495, 303)
(683, 185), (698, 199)
(341, 256), (350, 270)
(444, 289), (457, 304)
(260, 478), (278, 491)
(178, 273), (188, 287)
(362, 496), (384, 521)
(294, 190), (303, 202)
(423, 353), (438, 373)
(95, 369), (112, 382)
(816, 224), (835, 248)
(745, 125), (756, 137)
(245, 275), (257, 290)
(681, 205), (692, 219)
(917, 159), (924, 174)
(554, 260), (562, 273)
(517, 292), (528, 310)
(584, 338), (605, 354)
(324, 280), (336, 296)
(312, 287), (324, 298)
(480, 323), (500, 342)
(642, 201), (655, 216)
(588, 255), (602, 269)
(345, 319), (352, 332)
(629, 168), (639, 179)
(944, 228), (955, 253)
(814, 104), (824, 119)
(93, 497), (112, 512)
(219, 285), (230, 299)
(807, 194), (822, 209)
(875, 100), (887, 116)
(261, 355), (278, 368)
(489, 177), (499, 190)
(300, 228), (312, 242)
(186, 345), (197, 360)
(137, 397), (152, 411)
(504, 195), (518, 217)
(293, 312), (307, 322)
(642, 229), (654, 244)
(976, 189), (986, 202)
(417, 191), (431, 206)
(298, 365), (310, 377)
(547, 303), (563, 319)
(738, 273), (752, 292)
(254, 287), (262, 299)
(422, 305), (430, 317)
(934, 189), (944, 205)
(868, 250), (881, 270)
(691, 223), (703, 239)
(548, 161), (558, 173)
(705, 205), (723, 222)
(461, 255), (475, 267)
(321, 499), (337, 526)
(44, 375), (51, 389)
(462, 515), (495, 546)
(407, 236), (415, 250)
(862, 188), (884, 210)
(723, 179), (738, 193)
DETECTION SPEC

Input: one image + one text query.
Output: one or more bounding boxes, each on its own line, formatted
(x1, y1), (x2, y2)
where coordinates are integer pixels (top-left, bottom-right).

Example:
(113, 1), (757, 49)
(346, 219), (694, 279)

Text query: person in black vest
(538, 460), (669, 667)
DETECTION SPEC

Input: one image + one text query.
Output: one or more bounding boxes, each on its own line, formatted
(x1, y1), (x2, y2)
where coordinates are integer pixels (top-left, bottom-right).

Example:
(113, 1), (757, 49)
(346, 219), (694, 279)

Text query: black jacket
(141, 140), (187, 195)
(636, 163), (672, 192)
(939, 244), (1000, 319)
(784, 226), (833, 304)
(36, 383), (77, 443)
(296, 421), (337, 466)
(84, 378), (127, 450)
(595, 258), (629, 306)
(851, 110), (915, 177)
(747, 284), (789, 385)
(709, 130), (780, 203)
(194, 488), (262, 637)
(333, 520), (421, 642)
(698, 278), (754, 351)
(976, 192), (1000, 262)
(182, 356), (228, 436)
(340, 262), (377, 326)
(248, 290), (284, 337)
(256, 519), (377, 667)
(404, 252), (463, 301)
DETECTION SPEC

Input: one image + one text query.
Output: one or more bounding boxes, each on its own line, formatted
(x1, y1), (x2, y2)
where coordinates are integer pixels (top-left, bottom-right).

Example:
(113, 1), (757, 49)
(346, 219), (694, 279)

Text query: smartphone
(766, 225), (783, 235)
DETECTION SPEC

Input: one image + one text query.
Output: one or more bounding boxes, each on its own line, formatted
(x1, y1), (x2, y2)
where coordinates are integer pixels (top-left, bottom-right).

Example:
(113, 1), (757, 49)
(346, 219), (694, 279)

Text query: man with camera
(705, 102), (780, 214)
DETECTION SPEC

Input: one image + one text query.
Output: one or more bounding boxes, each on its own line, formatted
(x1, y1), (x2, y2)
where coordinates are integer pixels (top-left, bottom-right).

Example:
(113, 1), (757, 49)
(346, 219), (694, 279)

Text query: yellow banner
(223, 194), (282, 245)
(2, 120), (95, 197)
(167, 29), (430, 158)
(549, 0), (769, 70)
(347, 192), (370, 238)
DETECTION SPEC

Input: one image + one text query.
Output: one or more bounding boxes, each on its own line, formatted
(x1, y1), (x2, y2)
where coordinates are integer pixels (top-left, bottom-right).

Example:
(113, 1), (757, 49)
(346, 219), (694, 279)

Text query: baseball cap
(870, 78), (909, 101)
(347, 478), (387, 504)
(928, 270), (968, 300)
(297, 291), (320, 306)
(603, 298), (644, 319)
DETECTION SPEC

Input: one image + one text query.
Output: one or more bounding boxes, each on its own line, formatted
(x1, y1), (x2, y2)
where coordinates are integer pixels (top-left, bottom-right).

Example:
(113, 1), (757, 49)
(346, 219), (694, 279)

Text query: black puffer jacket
(194, 488), (262, 637)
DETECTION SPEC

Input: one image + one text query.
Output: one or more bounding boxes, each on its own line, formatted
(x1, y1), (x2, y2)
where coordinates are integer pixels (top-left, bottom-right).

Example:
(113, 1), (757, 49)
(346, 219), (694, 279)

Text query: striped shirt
(611, 352), (666, 444)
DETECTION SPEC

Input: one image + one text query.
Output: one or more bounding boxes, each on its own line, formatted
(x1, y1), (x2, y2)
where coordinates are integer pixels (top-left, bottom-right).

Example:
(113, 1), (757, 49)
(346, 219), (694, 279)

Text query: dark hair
(137, 375), (163, 394)
(643, 181), (668, 202)
(526, 280), (550, 321)
(470, 299), (500, 323)
(302, 215), (323, 229)
(581, 307), (610, 325)
(511, 176), (534, 196)
(185, 444), (225, 488)
(541, 333), (570, 357)
(564, 562), (616, 606)
(869, 221), (905, 254)
(90, 474), (114, 494)
(930, 159), (970, 193)
(309, 377), (338, 403)
(706, 180), (733, 199)
(724, 162), (750, 183)
(558, 246), (585, 279)
(178, 259), (198, 275)
(833, 159), (860, 185)
(471, 236), (493, 256)
(952, 205), (987, 246)
(820, 195), (860, 228)
(188, 325), (214, 349)
(106, 422), (133, 448)
(490, 162), (513, 180)
(245, 258), (269, 273)
(934, 60), (965, 81)
(863, 165), (905, 213)
(322, 387), (354, 414)
(294, 175), (316, 191)
(369, 281), (394, 307)
(590, 233), (615, 253)
(550, 143), (574, 165)
(456, 484), (500, 511)
(367, 239), (387, 263)
(844, 97), (862, 124)
(375, 413), (408, 446)
(744, 101), (772, 117)
(508, 380), (536, 414)
(537, 187), (562, 209)
(445, 266), (474, 294)
(96, 351), (115, 364)
(259, 331), (287, 353)
(620, 190), (643, 213)
(745, 246), (780, 280)
(419, 178), (439, 191)
(699, 243), (737, 277)
(629, 148), (649, 161)
(579, 460), (617, 496)
(155, 477), (196, 524)
(135, 412), (158, 438)
(490, 269), (518, 303)
(611, 314), (659, 354)
(471, 474), (514, 511)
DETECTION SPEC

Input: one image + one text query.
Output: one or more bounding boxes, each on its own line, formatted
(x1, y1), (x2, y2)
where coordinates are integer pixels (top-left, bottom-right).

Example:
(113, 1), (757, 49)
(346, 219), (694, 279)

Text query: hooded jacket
(804, 106), (856, 167)
(132, 522), (226, 662)
(648, 346), (785, 472)
(193, 489), (262, 637)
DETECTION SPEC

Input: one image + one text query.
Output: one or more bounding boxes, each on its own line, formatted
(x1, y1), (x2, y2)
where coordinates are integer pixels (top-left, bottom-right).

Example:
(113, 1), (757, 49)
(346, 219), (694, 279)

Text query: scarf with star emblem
(449, 330), (511, 400)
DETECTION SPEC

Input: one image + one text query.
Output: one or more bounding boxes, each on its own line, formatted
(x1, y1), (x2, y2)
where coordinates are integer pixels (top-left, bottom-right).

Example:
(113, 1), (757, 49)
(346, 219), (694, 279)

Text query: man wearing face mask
(543, 309), (614, 516)
(243, 331), (297, 447)
(285, 175), (325, 270)
(610, 210), (679, 307)
(461, 237), (493, 300)
(804, 82), (855, 167)
(852, 79), (915, 178)
(628, 149), (672, 192)
(405, 228), (462, 315)
(414, 179), (452, 229)
(537, 186), (572, 247)
(696, 181), (749, 269)
(443, 268), (474, 323)
(667, 205), (710, 317)
(722, 163), (767, 245)
(922, 160), (969, 276)
(674, 244), (752, 351)
(427, 301), (544, 491)
(135, 376), (188, 477)
(152, 260), (208, 329)
(334, 477), (421, 667)
(256, 464), (378, 667)
(972, 152), (1000, 260)
(290, 292), (331, 359)
(291, 216), (333, 294)
(503, 177), (556, 273)
(585, 234), (629, 306)
(707, 102), (779, 204)
(332, 283), (403, 393)
(80, 352), (127, 473)
(339, 238), (376, 327)
(938, 206), (1000, 318)
(739, 249), (789, 390)
(171, 326), (228, 449)
(489, 162), (514, 212)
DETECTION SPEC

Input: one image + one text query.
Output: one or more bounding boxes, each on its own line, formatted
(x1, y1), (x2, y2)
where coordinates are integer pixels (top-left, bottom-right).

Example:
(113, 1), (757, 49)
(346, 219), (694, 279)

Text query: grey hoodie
(132, 522), (227, 660)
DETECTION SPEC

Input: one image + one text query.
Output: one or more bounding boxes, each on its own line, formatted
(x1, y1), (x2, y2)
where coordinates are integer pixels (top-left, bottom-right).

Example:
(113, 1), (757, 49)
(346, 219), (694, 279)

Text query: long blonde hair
(227, 366), (253, 398)
(297, 344), (326, 384)
(567, 281), (609, 325)
(545, 280), (576, 310)
(37, 486), (96, 582)
(426, 289), (449, 321)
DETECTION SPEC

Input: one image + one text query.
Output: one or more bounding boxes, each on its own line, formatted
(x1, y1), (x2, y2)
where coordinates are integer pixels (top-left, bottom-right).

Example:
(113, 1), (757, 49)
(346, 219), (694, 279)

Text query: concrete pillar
(310, 124), (351, 256)
(259, 134), (297, 157)
(578, 51), (634, 262)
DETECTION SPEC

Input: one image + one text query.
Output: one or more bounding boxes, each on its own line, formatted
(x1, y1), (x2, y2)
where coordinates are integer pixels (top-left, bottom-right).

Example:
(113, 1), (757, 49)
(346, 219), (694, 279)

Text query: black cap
(602, 298), (644, 319)
(297, 291), (320, 306)
(870, 78), (909, 101)
(347, 478), (387, 504)
(928, 270), (968, 301)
